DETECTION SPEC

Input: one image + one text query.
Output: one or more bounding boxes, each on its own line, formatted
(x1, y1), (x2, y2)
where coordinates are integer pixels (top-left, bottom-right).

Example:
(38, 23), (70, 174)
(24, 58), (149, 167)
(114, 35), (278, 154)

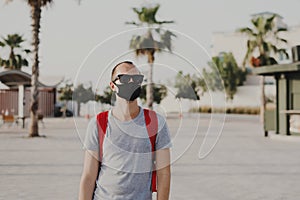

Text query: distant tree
(57, 82), (74, 117)
(95, 86), (115, 106)
(73, 84), (94, 116)
(174, 71), (201, 100)
(127, 4), (175, 109)
(58, 82), (73, 101)
(205, 52), (247, 100)
(0, 34), (30, 70)
(238, 13), (288, 123)
(140, 84), (167, 104)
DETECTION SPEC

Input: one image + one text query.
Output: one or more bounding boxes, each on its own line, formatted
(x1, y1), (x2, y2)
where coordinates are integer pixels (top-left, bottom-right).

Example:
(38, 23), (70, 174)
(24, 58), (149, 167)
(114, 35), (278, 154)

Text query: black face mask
(115, 82), (141, 101)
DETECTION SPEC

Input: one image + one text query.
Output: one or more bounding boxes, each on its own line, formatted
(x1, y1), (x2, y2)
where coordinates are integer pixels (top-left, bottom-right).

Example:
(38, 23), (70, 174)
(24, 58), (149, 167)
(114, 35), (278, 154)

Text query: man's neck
(112, 100), (140, 121)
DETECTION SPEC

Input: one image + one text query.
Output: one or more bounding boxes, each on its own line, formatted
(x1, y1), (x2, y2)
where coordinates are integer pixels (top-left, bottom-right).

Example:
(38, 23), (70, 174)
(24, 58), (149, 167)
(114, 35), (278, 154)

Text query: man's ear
(110, 81), (115, 91)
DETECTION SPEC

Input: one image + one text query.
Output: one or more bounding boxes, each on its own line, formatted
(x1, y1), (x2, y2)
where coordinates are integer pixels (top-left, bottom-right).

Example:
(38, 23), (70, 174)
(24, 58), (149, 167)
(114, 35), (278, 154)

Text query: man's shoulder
(95, 110), (110, 116)
(141, 107), (165, 115)
(140, 108), (167, 127)
(94, 110), (110, 121)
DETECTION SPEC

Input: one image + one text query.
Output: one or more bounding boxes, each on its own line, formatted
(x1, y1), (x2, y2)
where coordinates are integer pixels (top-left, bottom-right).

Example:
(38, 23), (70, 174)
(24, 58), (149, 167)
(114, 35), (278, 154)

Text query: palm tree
(6, 0), (54, 137)
(0, 33), (30, 70)
(127, 4), (175, 109)
(238, 14), (288, 125)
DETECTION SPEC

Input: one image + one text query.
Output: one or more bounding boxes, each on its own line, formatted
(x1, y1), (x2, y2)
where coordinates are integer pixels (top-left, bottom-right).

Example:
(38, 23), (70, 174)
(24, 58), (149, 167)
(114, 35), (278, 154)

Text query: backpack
(96, 109), (158, 192)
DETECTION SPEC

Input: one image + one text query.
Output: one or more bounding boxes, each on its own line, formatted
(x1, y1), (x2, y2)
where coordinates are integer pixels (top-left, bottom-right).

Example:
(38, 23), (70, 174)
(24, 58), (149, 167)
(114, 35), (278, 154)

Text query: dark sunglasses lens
(119, 75), (130, 83)
(133, 75), (144, 83)
(118, 75), (143, 84)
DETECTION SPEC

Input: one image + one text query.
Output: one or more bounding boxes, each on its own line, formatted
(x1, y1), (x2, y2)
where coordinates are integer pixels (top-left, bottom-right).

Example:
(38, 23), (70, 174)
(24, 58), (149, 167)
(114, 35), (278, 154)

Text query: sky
(0, 0), (300, 91)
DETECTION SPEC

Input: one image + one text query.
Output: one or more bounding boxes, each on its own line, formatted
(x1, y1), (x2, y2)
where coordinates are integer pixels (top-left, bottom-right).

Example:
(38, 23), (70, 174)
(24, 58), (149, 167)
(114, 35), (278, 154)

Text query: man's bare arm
(156, 148), (171, 200)
(78, 150), (99, 200)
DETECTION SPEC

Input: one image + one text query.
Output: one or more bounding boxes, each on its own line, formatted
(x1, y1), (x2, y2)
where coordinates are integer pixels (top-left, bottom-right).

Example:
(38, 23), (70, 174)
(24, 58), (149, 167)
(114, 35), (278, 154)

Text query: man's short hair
(111, 61), (134, 81)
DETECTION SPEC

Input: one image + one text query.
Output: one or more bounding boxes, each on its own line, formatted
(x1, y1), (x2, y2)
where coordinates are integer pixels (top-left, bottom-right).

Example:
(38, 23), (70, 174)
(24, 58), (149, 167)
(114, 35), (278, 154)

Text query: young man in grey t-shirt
(79, 61), (172, 200)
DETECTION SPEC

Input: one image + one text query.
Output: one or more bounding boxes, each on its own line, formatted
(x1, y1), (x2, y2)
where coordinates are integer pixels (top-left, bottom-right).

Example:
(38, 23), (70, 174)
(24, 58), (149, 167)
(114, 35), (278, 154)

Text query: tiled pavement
(1, 114), (300, 200)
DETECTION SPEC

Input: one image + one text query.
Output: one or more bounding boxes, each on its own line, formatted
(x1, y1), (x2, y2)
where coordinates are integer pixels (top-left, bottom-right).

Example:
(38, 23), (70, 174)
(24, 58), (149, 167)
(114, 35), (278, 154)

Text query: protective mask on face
(114, 82), (141, 101)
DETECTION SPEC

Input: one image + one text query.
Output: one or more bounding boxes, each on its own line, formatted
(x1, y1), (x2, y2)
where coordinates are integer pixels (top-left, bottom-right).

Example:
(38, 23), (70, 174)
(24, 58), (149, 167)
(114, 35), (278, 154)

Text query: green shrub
(190, 106), (260, 115)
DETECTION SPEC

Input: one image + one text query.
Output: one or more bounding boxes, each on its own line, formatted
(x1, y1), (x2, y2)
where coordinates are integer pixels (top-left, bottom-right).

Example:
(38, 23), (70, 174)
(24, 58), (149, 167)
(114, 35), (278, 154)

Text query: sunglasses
(113, 74), (144, 84)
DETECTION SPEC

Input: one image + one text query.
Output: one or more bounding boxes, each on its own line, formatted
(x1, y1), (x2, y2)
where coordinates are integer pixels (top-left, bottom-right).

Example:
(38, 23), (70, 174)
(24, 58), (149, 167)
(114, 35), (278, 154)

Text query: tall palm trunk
(146, 51), (155, 110)
(29, 3), (41, 137)
(9, 47), (15, 69)
(9, 47), (14, 59)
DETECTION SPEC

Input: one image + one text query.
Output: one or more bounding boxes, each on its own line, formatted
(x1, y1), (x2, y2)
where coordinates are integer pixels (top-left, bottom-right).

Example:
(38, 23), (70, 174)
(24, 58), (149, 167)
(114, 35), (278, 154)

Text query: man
(79, 61), (172, 200)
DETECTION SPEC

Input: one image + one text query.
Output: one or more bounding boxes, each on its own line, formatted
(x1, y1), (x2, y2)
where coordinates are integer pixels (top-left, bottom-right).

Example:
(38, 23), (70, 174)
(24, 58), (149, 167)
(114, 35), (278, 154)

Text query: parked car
(54, 105), (73, 117)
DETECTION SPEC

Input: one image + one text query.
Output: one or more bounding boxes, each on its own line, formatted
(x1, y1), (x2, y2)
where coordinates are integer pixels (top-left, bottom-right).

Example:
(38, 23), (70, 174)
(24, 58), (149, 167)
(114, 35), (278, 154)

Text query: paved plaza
(1, 113), (300, 200)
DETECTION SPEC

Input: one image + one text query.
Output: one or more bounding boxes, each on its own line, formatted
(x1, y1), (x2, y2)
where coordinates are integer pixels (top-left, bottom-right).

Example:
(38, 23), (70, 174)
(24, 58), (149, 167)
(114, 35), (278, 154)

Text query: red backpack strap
(96, 111), (109, 162)
(144, 109), (158, 192)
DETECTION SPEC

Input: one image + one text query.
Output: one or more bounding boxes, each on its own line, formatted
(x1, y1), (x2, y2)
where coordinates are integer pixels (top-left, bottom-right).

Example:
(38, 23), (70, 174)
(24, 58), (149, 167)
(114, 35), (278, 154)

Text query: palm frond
(262, 42), (273, 53)
(27, 0), (54, 7)
(243, 40), (257, 66)
(129, 35), (139, 50)
(278, 48), (289, 59)
(238, 27), (256, 37)
(251, 17), (260, 29)
(157, 20), (175, 25)
(22, 58), (29, 67)
(24, 49), (31, 54)
(131, 4), (173, 26)
(125, 21), (140, 26)
(275, 37), (288, 44)
(160, 30), (176, 51)
(266, 15), (276, 25)
(247, 40), (258, 49)
(264, 20), (274, 32)
(132, 7), (141, 15)
(276, 27), (288, 33)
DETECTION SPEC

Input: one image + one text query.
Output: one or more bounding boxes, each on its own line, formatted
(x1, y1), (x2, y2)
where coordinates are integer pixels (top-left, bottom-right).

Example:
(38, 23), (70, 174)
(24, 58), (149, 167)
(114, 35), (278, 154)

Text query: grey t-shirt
(83, 107), (172, 200)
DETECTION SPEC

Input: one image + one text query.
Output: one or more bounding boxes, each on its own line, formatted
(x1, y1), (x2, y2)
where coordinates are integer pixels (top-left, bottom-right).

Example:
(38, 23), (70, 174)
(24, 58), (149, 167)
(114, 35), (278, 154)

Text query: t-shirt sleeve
(83, 116), (99, 152)
(155, 113), (172, 150)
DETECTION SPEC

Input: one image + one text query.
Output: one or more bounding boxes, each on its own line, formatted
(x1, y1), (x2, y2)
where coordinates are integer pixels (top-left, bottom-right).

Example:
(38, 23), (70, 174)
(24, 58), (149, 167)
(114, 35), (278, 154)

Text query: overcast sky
(1, 0), (300, 89)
